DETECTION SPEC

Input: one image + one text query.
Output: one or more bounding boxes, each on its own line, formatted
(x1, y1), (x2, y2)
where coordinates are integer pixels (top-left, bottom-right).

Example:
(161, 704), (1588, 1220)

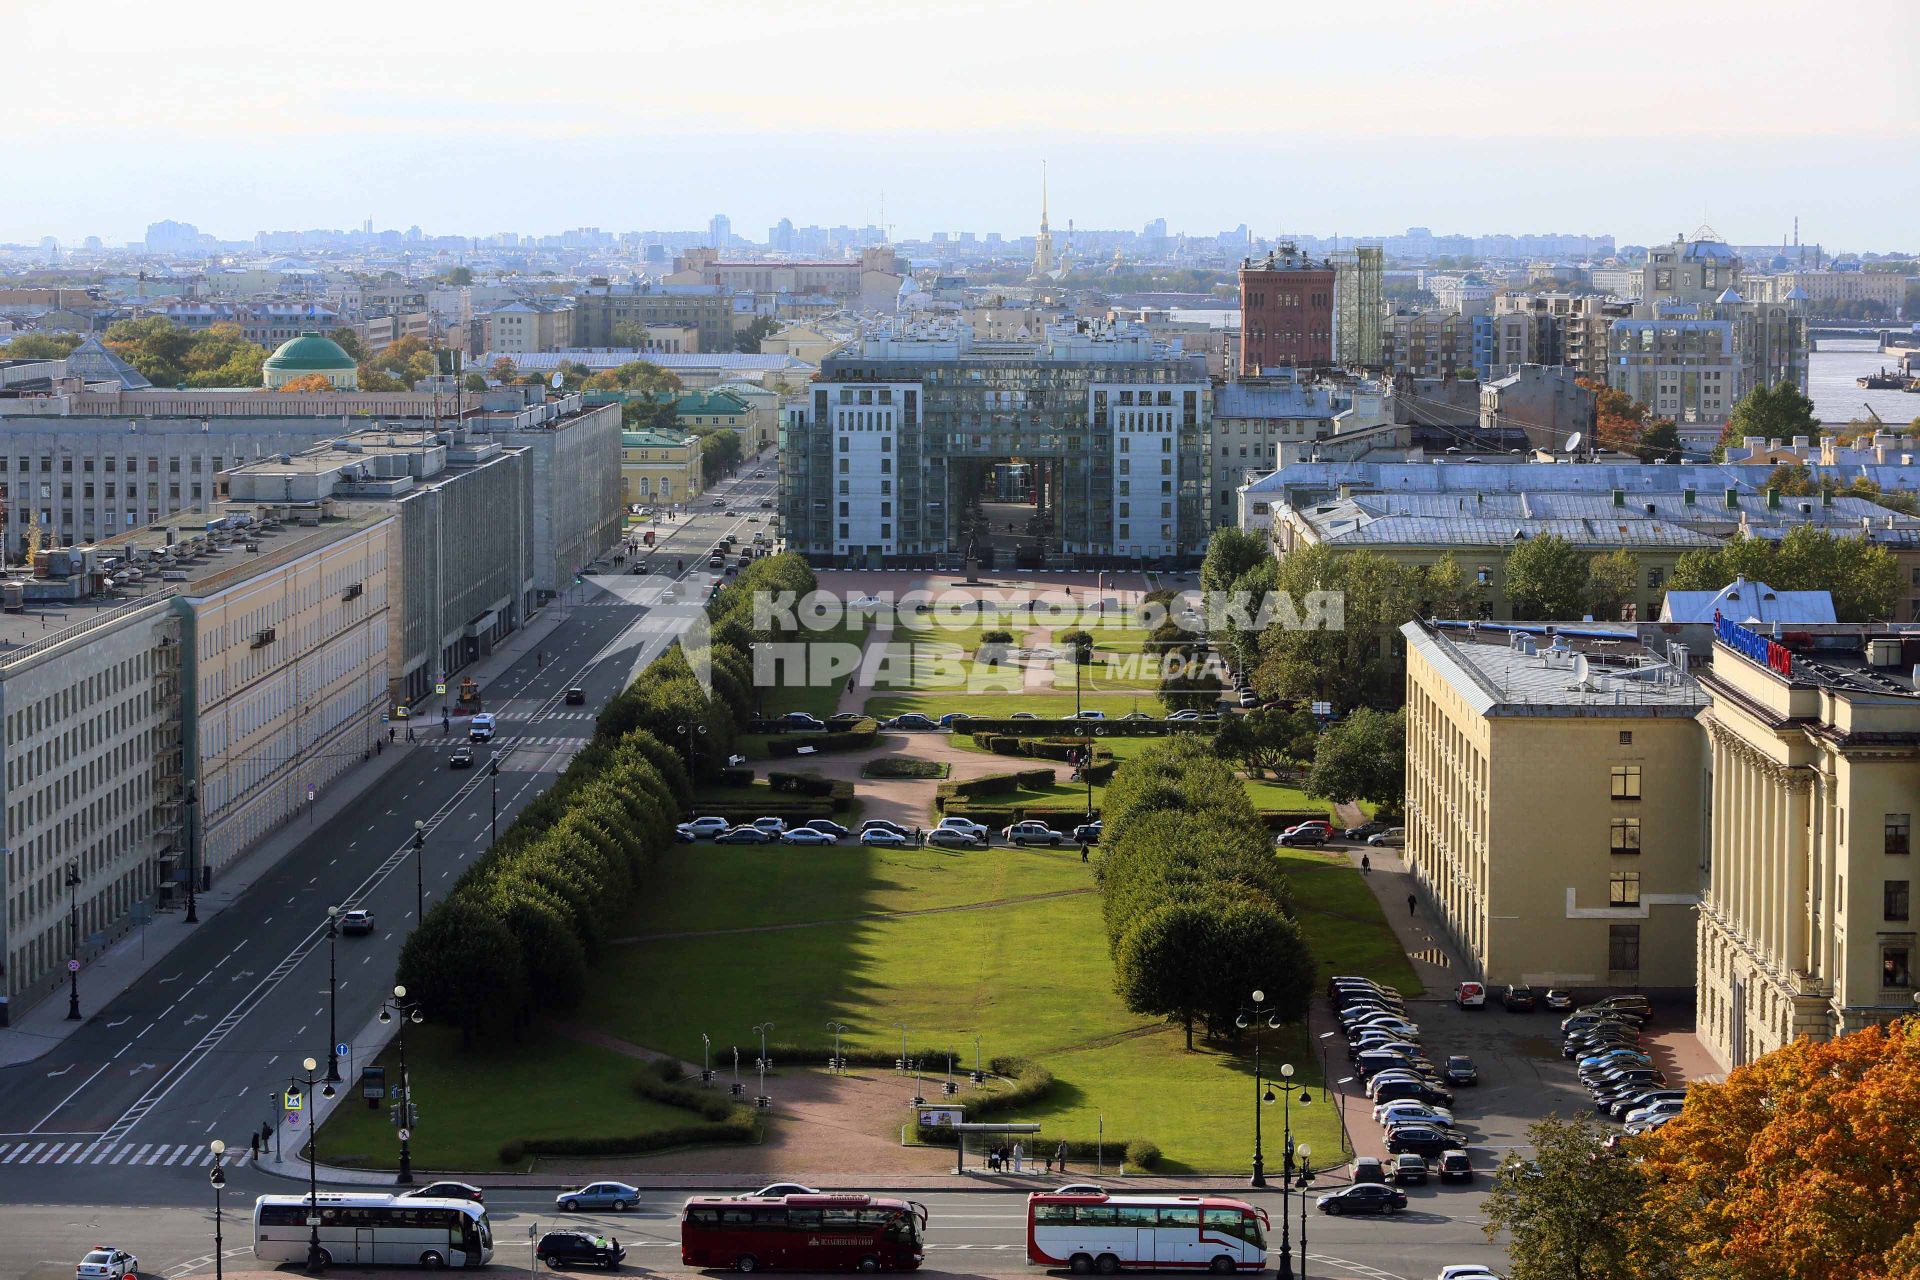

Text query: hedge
(860, 757), (950, 779)
(938, 767), (1059, 803)
(767, 771), (838, 797)
(959, 718), (1211, 738)
(767, 721), (877, 756)
(717, 767), (754, 787)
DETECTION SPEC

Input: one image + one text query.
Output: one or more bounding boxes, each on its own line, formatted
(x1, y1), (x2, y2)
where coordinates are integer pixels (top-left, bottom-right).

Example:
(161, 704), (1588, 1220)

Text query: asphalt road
(0, 460), (780, 1205)
(0, 1187), (1506, 1280)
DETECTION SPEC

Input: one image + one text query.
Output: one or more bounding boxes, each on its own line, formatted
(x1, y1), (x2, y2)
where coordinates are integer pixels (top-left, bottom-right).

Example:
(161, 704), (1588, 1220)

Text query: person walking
(1043, 1150), (1053, 1175)
(388, 726), (396, 744)
(1408, 892), (1417, 917)
(1361, 853), (1371, 875)
(1055, 1140), (1069, 1173)
(1080, 840), (1090, 863)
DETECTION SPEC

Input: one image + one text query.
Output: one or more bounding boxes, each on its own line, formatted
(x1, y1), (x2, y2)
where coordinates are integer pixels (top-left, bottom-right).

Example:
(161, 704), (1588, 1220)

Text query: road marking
(159, 973), (181, 985)
(165, 1145), (188, 1166)
(136, 1021), (155, 1039)
(185, 1013), (208, 1025)
(44, 1065), (72, 1078)
(112, 1045), (130, 1060)
(89, 1143), (116, 1164)
(1, 1143), (31, 1163)
(129, 1142), (154, 1163)
(106, 1017), (129, 1028)
(129, 1062), (158, 1075)
(31, 1062), (109, 1132)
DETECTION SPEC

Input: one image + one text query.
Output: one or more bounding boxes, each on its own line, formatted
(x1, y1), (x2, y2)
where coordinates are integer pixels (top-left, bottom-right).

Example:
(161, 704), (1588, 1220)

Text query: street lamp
(752, 1021), (775, 1108)
(184, 785), (199, 924)
(379, 985), (424, 1185)
(488, 758), (500, 846)
(1237, 989), (1310, 1280)
(64, 859), (81, 1021)
(826, 1021), (850, 1073)
(674, 722), (709, 779)
(411, 820), (426, 922)
(1294, 1143), (1315, 1280)
(285, 1055), (336, 1272)
(324, 907), (343, 1083)
(209, 1139), (227, 1280)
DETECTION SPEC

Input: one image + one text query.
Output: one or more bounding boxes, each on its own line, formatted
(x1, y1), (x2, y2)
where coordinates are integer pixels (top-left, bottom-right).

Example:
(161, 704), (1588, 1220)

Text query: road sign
(397, 1127), (411, 1141)
(307, 784), (316, 802)
(286, 1113), (301, 1128)
(435, 682), (446, 695)
(284, 1088), (304, 1110)
(336, 1042), (350, 1058)
(67, 959), (79, 972)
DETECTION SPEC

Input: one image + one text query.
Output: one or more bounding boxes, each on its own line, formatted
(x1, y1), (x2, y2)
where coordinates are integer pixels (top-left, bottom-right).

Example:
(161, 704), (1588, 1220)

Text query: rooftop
(1286, 498), (1721, 550)
(1406, 620), (1707, 718)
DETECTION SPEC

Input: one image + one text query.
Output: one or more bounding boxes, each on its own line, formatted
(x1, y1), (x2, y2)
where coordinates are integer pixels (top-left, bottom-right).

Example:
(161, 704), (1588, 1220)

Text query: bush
(860, 757), (949, 779)
(981, 628), (1015, 644)
(1124, 1139), (1162, 1169)
(716, 767), (754, 787)
(768, 771), (837, 797)
(1059, 628), (1094, 662)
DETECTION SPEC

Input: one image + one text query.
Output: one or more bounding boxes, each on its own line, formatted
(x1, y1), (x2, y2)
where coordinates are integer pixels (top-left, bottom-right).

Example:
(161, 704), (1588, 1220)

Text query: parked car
(1165, 709), (1201, 722)
(449, 745), (474, 769)
(1589, 994), (1654, 1021)
(1054, 1183), (1107, 1197)
(1002, 821), (1063, 847)
(1277, 825), (1329, 846)
(75, 1248), (139, 1280)
(1317, 1184), (1407, 1216)
(1386, 1125), (1457, 1159)
(780, 827), (837, 846)
(1072, 820), (1102, 844)
(537, 1229), (626, 1270)
(468, 712), (496, 741)
(937, 712), (972, 728)
(1074, 710), (1107, 720)
(565, 686), (587, 706)
(1373, 1100), (1455, 1128)
(883, 713), (940, 730)
(1357, 1050), (1433, 1080)
(339, 909), (375, 936)
(1343, 821), (1387, 841)
(860, 819), (911, 837)
(1578, 1048), (1653, 1072)
(1607, 1089), (1687, 1120)
(682, 816), (731, 838)
(404, 1181), (484, 1202)
(1444, 1055), (1479, 1086)
(674, 824), (697, 843)
(862, 826), (911, 847)
(804, 819), (851, 838)
(1455, 981), (1487, 1009)
(829, 712), (866, 724)
(556, 1182), (639, 1213)
(1118, 711), (1155, 721)
(927, 826), (985, 849)
(1543, 989), (1575, 1011)
(1369, 1078), (1454, 1107)
(1624, 1099), (1685, 1127)
(935, 816), (989, 840)
(1436, 1149), (1474, 1184)
(1009, 711), (1038, 720)
(1350, 1156), (1388, 1184)
(751, 816), (788, 834)
(1390, 1153), (1429, 1185)
(1501, 985), (1538, 1012)
(777, 711), (826, 732)
(714, 826), (773, 844)
(1366, 827), (1406, 847)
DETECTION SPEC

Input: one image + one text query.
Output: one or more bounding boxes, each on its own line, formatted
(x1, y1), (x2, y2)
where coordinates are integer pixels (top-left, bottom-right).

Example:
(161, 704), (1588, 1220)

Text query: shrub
(981, 628), (1015, 644)
(716, 767), (754, 787)
(768, 771), (837, 797)
(860, 757), (949, 779)
(1124, 1139), (1162, 1169)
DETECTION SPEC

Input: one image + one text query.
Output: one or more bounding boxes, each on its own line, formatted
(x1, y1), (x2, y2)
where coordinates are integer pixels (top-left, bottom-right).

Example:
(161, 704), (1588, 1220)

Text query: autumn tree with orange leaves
(1576, 376), (1681, 462)
(1625, 1018), (1920, 1280)
(277, 373), (335, 393)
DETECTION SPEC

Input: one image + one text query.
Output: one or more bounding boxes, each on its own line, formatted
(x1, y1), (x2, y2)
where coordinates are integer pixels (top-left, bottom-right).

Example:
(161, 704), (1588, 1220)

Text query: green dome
(264, 331), (356, 372)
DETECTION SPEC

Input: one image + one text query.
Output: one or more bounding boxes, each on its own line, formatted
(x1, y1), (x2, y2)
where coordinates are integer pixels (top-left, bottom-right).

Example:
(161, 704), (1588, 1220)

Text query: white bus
(254, 1193), (493, 1269)
(1026, 1192), (1269, 1274)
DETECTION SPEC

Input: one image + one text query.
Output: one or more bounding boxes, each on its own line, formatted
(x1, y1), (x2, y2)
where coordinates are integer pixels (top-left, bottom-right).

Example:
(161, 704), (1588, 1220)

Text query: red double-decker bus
(681, 1193), (927, 1273)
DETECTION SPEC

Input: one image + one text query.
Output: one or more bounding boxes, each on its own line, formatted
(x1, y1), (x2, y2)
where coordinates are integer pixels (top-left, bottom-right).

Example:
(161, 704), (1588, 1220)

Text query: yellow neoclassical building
(621, 429), (700, 507)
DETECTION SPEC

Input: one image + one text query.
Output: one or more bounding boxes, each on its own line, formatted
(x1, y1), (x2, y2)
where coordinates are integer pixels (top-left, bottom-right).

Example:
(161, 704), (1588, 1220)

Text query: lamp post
(411, 820), (425, 921)
(324, 907), (342, 1083)
(184, 785), (199, 924)
(64, 859), (81, 1021)
(286, 1055), (336, 1272)
(209, 1139), (227, 1280)
(1294, 1144), (1314, 1280)
(827, 1021), (849, 1073)
(674, 722), (708, 779)
(1237, 989), (1309, 1280)
(488, 758), (500, 846)
(752, 1021), (774, 1108)
(379, 986), (424, 1185)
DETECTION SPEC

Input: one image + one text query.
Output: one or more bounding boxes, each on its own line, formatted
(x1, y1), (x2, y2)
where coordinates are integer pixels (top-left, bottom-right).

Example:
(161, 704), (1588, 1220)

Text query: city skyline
(6, 0), (1916, 250)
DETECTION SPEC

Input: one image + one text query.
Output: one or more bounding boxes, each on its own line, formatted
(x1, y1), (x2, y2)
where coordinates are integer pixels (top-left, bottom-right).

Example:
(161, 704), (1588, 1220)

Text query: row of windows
(685, 1207), (905, 1228)
(1, 455), (228, 474)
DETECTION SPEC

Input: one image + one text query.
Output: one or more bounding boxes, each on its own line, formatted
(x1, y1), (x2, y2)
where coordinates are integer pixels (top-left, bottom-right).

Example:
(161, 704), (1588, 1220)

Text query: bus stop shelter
(946, 1122), (1041, 1175)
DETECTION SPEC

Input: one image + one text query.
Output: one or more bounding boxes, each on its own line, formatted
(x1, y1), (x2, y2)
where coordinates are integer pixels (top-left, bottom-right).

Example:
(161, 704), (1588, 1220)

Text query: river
(1809, 338), (1918, 428)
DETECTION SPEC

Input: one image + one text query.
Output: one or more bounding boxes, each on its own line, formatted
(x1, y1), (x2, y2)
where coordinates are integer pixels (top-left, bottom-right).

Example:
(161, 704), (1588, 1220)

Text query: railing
(0, 590), (178, 669)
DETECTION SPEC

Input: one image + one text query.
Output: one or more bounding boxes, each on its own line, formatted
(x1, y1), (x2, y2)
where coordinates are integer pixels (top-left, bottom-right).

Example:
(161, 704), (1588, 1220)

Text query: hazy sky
(8, 0), (1917, 250)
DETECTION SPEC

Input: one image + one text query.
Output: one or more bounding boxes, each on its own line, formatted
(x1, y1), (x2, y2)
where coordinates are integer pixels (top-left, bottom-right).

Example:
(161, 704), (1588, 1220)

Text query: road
(0, 459), (779, 1198)
(0, 1187), (1507, 1280)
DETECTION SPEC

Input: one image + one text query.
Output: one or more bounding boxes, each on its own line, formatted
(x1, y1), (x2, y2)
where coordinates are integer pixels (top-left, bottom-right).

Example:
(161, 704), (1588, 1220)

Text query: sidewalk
(0, 589), (582, 1069)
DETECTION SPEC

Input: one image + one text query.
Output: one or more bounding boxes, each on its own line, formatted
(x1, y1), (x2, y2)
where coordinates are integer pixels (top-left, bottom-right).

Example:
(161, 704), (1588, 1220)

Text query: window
(1888, 881), (1910, 922)
(1610, 818), (1641, 855)
(1609, 923), (1641, 971)
(1610, 870), (1641, 907)
(1889, 814), (1912, 856)
(1618, 731), (1633, 745)
(1610, 765), (1641, 799)
(1884, 943), (1913, 989)
(1157, 1207), (1200, 1228)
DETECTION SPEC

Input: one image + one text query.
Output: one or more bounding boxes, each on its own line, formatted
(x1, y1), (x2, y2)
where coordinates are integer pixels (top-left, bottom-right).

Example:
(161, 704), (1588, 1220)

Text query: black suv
(537, 1230), (626, 1270)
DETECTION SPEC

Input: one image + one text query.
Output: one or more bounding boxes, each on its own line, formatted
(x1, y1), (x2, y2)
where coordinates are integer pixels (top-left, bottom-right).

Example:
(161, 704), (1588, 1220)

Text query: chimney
(1766, 488), (1782, 509)
(1725, 488), (1740, 509)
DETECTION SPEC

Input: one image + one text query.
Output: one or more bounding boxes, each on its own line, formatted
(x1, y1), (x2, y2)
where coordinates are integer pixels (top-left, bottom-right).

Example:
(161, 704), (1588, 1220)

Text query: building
(475, 349), (815, 391)
(1478, 365), (1595, 452)
(1660, 576), (1836, 625)
(1742, 269), (1906, 314)
(0, 594), (181, 1024)
(1381, 311), (1475, 380)
(1695, 621), (1920, 1069)
(1239, 244), (1335, 373)
(621, 429), (700, 506)
(1641, 232), (1743, 310)
(666, 247), (905, 313)
(482, 299), (574, 354)
(1493, 292), (1624, 380)
(465, 395), (623, 595)
(262, 332), (359, 390)
(1032, 166), (1056, 278)
(573, 282), (735, 354)
(1402, 620), (1708, 990)
(1209, 377), (1343, 525)
(1330, 246), (1385, 368)
(783, 318), (1211, 568)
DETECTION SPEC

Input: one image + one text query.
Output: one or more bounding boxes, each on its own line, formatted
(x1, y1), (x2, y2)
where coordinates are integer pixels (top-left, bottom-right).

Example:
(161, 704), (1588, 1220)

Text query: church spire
(1032, 160), (1055, 277)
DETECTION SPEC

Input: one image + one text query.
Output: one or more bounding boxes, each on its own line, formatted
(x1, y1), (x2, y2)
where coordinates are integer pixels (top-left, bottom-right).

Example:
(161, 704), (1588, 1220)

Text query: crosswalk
(0, 1139), (253, 1168)
(415, 734), (585, 751)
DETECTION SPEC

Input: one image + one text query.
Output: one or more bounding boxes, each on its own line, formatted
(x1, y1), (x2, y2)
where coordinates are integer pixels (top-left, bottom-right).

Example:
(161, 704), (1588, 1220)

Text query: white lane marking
(165, 1145), (188, 1166)
(31, 1062), (109, 1132)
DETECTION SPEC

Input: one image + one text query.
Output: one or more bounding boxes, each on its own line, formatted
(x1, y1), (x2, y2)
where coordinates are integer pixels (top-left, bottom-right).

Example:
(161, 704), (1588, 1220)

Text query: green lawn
(863, 692), (1166, 720)
(759, 618), (867, 721)
(1275, 848), (1424, 997)
(868, 643), (1033, 693)
(1050, 659), (1162, 692)
(319, 1029), (709, 1172)
(943, 779), (1101, 818)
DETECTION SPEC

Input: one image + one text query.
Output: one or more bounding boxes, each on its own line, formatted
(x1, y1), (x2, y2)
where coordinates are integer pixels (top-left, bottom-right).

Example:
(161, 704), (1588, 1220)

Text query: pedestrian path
(0, 1138), (253, 1167)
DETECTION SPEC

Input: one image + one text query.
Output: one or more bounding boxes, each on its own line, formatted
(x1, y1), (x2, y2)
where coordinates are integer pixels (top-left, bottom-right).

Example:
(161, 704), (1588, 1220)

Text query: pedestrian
(1361, 853), (1371, 875)
(388, 726), (396, 743)
(1408, 892), (1417, 917)
(375, 739), (383, 755)
(912, 826), (921, 846)
(250, 1132), (260, 1158)
(1043, 1150), (1053, 1174)
(1056, 1140), (1068, 1173)
(1080, 841), (1090, 863)
(1013, 1141), (1024, 1173)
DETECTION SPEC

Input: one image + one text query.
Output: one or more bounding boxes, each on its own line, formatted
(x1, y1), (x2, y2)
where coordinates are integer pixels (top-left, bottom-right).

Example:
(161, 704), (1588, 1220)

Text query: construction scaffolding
(1331, 245), (1384, 369)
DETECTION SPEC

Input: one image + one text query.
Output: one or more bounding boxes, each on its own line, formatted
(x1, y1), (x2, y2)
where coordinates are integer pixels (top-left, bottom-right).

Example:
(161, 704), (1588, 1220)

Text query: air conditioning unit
(251, 627), (276, 649)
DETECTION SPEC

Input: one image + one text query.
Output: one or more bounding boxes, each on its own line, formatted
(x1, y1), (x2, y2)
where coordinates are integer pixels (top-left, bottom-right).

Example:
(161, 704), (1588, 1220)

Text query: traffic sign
(397, 1127), (411, 1141)
(287, 1113), (301, 1128)
(435, 683), (446, 695)
(336, 1042), (350, 1058)
(67, 959), (79, 972)
(284, 1089), (304, 1110)
(307, 784), (316, 802)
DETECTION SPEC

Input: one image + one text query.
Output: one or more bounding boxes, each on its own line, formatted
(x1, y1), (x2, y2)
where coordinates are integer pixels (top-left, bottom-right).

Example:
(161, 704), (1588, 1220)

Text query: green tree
(1585, 548), (1641, 621)
(1304, 707), (1404, 815)
(394, 898), (527, 1047)
(1716, 381), (1820, 455)
(440, 266), (474, 286)
(1667, 530), (1897, 621)
(1505, 534), (1589, 620)
(733, 316), (778, 354)
(330, 328), (367, 363)
(622, 399), (679, 432)
(1416, 554), (1475, 617)
(1201, 526), (1271, 597)
(1483, 1113), (1645, 1280)
(1213, 705), (1317, 777)
(1254, 546), (1420, 711)
(1, 332), (83, 360)
(696, 429), (742, 485)
(611, 319), (650, 347)
(462, 372), (488, 392)
(1638, 419), (1683, 464)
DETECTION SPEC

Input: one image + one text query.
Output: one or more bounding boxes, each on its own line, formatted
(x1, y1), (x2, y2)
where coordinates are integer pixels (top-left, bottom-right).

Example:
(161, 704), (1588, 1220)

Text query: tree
(1416, 554), (1475, 618)
(329, 328), (367, 363)
(1717, 381), (1820, 455)
(696, 429), (742, 484)
(1505, 534), (1589, 620)
(611, 319), (650, 348)
(1483, 1113), (1645, 1280)
(1304, 707), (1404, 815)
(1579, 377), (1673, 460)
(1201, 526), (1271, 597)
(622, 399), (679, 432)
(1254, 546), (1420, 711)
(733, 316), (778, 354)
(1, 332), (83, 360)
(277, 373), (335, 393)
(1639, 419), (1683, 463)
(393, 897), (526, 1047)
(1666, 530), (1897, 621)
(1213, 706), (1317, 778)
(439, 266), (473, 286)
(1585, 548), (1641, 621)
(462, 372), (488, 392)
(487, 356), (518, 383)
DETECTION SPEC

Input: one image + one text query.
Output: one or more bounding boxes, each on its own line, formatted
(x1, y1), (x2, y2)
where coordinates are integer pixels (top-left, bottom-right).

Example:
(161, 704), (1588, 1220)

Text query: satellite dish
(1563, 432), (1583, 454)
(550, 371), (564, 389)
(1572, 654), (1591, 686)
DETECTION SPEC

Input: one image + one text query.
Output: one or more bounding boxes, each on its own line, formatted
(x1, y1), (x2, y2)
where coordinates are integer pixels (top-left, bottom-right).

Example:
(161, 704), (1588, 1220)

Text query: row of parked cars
(1312, 975), (1476, 1219)
(676, 813), (1105, 850)
(1272, 818), (1407, 849)
(1558, 995), (1685, 1133)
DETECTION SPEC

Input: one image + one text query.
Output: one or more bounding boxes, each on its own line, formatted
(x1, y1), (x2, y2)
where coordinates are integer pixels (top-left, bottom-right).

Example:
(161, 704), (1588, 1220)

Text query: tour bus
(1026, 1192), (1269, 1273)
(253, 1193), (493, 1269)
(681, 1192), (927, 1272)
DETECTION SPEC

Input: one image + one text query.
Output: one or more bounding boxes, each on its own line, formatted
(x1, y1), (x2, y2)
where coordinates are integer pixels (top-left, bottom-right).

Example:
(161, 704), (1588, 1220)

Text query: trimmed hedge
(768, 771), (837, 797)
(717, 767), (754, 787)
(861, 757), (950, 779)
(959, 718), (1209, 738)
(939, 767), (1058, 803)
(767, 721), (877, 756)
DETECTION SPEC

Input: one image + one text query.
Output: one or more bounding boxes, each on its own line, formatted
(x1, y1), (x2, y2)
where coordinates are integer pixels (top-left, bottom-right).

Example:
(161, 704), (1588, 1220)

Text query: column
(1785, 780), (1809, 977)
(1762, 764), (1782, 971)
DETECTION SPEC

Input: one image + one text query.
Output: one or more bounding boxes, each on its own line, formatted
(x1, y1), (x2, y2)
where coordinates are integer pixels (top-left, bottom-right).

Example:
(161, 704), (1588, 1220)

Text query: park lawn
(595, 886), (1338, 1171)
(1241, 777), (1379, 820)
(319, 1028), (711, 1172)
(880, 620), (1005, 653)
(864, 692), (1166, 721)
(943, 779), (1103, 819)
(1050, 659), (1162, 692)
(1275, 848), (1424, 998)
(758, 617), (867, 722)
(618, 845), (1092, 935)
(869, 644), (1035, 694)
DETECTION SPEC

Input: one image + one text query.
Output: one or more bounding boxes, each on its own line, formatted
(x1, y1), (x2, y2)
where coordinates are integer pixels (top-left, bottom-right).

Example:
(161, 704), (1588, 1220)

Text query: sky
(6, 0), (1918, 251)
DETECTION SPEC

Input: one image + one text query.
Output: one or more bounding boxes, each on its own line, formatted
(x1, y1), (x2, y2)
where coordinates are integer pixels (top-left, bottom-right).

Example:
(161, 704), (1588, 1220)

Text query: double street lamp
(324, 907), (344, 1083)
(1293, 1143), (1316, 1280)
(65, 859), (82, 1021)
(488, 757), (501, 846)
(209, 1140), (227, 1280)
(1238, 989), (1312, 1280)
(411, 820), (426, 922)
(285, 1056), (336, 1273)
(379, 986), (424, 1185)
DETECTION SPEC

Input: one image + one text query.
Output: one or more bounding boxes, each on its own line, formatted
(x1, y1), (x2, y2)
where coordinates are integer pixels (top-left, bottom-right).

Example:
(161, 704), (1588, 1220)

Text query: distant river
(1809, 338), (1918, 427)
